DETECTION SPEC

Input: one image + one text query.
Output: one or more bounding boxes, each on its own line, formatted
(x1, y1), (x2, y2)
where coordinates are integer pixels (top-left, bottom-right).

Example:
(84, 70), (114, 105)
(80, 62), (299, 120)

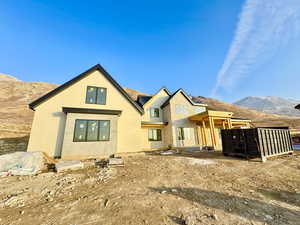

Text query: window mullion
(97, 120), (101, 141)
(95, 87), (99, 104)
(84, 120), (88, 141)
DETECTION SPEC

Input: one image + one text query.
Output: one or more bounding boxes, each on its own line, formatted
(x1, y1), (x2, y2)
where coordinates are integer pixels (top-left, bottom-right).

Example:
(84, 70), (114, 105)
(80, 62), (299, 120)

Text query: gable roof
(29, 64), (144, 114)
(140, 87), (171, 106)
(157, 87), (172, 96)
(161, 88), (205, 108)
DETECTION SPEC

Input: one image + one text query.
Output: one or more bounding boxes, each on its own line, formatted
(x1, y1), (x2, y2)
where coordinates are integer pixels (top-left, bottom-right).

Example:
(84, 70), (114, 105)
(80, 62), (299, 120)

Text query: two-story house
(27, 64), (251, 159)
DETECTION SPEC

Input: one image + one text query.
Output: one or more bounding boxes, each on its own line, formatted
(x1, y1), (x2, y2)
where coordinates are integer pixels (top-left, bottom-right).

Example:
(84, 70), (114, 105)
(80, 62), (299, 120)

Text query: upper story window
(86, 86), (107, 105)
(150, 108), (160, 118)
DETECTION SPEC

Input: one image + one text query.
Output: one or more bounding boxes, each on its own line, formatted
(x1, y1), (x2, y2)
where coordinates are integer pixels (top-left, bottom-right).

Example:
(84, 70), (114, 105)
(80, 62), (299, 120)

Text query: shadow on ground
(258, 189), (300, 208)
(146, 150), (263, 162)
(149, 187), (300, 224)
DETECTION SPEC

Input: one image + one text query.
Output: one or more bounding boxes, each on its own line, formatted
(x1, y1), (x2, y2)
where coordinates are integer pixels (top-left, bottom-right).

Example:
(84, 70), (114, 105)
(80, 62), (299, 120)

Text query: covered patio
(189, 110), (251, 150)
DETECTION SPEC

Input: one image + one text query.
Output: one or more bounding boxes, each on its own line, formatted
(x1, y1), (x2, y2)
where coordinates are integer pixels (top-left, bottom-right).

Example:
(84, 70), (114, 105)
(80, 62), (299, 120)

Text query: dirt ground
(0, 151), (300, 225)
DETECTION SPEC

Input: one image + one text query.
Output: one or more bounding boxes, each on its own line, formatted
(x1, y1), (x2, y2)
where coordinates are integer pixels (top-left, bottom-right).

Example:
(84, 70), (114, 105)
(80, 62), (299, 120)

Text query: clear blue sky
(1, 0), (299, 102)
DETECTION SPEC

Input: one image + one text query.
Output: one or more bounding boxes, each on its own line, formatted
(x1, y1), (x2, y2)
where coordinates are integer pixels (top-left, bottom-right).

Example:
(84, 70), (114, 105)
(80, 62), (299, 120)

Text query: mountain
(123, 87), (150, 101)
(193, 96), (300, 129)
(234, 96), (300, 117)
(0, 74), (57, 138)
(1, 73), (300, 138)
(0, 73), (20, 81)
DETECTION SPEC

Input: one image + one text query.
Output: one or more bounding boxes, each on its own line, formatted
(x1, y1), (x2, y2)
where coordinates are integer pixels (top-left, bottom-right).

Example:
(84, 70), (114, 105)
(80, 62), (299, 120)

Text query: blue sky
(1, 0), (300, 102)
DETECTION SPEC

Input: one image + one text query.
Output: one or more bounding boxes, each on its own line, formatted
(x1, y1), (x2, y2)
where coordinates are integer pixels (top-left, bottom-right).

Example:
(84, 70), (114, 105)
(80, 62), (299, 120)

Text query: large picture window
(86, 86), (107, 105)
(73, 119), (110, 142)
(148, 129), (162, 141)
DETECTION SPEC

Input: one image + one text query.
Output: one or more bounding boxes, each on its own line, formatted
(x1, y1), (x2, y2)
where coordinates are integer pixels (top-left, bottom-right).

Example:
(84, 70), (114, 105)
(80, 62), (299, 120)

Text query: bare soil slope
(0, 151), (300, 225)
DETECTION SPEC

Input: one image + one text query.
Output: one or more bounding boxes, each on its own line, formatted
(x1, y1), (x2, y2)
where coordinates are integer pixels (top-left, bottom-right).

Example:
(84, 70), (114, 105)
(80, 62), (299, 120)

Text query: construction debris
(95, 159), (108, 168)
(176, 157), (216, 166)
(0, 152), (45, 176)
(108, 157), (124, 166)
(55, 160), (84, 173)
(160, 149), (179, 155)
(160, 151), (174, 155)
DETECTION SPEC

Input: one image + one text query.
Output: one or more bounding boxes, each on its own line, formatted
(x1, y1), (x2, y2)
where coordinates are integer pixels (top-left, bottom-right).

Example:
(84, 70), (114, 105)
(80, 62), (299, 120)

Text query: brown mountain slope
(194, 96), (300, 129)
(0, 76), (57, 137)
(123, 87), (150, 101)
(1, 74), (299, 138)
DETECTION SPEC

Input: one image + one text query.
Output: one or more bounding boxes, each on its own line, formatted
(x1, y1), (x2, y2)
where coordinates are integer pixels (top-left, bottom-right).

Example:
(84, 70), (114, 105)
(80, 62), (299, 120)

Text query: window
(150, 108), (160, 118)
(74, 120), (87, 142)
(148, 129), (162, 141)
(73, 119), (110, 142)
(87, 120), (98, 141)
(177, 127), (185, 140)
(99, 120), (110, 141)
(86, 86), (107, 105)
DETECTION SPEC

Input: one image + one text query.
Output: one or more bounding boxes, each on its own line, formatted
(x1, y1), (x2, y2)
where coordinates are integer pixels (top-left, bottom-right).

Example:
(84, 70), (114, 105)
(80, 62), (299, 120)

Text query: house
(27, 64), (251, 159)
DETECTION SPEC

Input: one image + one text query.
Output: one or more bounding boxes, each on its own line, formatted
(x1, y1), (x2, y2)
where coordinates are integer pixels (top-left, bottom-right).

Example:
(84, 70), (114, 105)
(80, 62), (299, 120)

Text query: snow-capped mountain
(234, 96), (300, 117)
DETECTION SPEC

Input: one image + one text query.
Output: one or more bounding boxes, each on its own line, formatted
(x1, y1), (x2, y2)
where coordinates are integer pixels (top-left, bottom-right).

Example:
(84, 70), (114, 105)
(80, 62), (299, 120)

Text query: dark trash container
(221, 128), (293, 162)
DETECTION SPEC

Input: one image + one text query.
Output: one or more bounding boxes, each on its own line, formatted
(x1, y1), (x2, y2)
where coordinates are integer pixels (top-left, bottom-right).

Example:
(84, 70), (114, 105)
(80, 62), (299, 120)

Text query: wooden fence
(257, 128), (293, 162)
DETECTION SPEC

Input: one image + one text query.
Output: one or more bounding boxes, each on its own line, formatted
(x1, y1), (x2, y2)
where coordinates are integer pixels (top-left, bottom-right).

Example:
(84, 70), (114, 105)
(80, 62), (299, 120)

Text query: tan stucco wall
(141, 127), (164, 150)
(168, 92), (202, 148)
(27, 70), (142, 157)
(162, 104), (173, 149)
(140, 89), (170, 150)
(61, 113), (118, 159)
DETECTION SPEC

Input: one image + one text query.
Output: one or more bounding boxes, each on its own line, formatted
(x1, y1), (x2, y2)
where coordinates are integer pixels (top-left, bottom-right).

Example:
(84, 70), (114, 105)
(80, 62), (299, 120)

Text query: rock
(96, 168), (117, 182)
(180, 209), (204, 225)
(211, 214), (218, 220)
(181, 213), (201, 225)
(171, 189), (178, 193)
(161, 190), (167, 194)
(265, 215), (273, 220)
(104, 199), (109, 207)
